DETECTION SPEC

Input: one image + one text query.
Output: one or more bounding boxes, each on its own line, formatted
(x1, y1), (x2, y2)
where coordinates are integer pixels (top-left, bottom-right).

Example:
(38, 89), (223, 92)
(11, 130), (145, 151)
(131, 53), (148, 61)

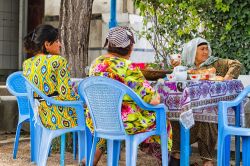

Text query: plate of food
(188, 67), (217, 80)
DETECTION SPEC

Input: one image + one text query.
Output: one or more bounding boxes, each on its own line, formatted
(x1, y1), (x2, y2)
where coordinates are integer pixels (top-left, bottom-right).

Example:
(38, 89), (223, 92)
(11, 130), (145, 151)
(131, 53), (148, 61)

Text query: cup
(170, 54), (181, 61)
(173, 66), (188, 81)
(170, 54), (181, 64)
(209, 73), (216, 80)
(166, 74), (175, 81)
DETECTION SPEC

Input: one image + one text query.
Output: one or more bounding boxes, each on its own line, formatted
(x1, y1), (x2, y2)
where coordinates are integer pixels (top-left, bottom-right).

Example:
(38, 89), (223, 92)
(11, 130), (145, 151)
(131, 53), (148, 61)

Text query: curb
(0, 137), (30, 145)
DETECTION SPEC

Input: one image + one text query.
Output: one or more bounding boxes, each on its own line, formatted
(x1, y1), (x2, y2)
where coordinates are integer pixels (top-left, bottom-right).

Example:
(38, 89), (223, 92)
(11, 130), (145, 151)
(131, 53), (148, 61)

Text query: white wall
(0, 0), (19, 70)
(45, 0), (61, 16)
(92, 0), (123, 14)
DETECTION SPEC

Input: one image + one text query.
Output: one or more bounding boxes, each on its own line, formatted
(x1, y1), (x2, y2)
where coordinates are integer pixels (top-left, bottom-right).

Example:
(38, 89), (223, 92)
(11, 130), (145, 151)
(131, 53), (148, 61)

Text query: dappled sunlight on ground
(0, 134), (205, 166)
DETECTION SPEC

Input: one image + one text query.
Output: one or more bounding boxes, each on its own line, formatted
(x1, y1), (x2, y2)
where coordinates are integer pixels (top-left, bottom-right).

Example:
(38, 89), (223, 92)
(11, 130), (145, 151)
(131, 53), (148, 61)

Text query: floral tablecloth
(155, 79), (244, 124)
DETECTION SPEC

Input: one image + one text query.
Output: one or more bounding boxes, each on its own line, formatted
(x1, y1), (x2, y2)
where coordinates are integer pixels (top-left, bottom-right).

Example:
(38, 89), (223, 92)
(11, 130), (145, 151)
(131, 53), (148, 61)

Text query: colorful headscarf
(181, 37), (218, 68)
(103, 26), (135, 48)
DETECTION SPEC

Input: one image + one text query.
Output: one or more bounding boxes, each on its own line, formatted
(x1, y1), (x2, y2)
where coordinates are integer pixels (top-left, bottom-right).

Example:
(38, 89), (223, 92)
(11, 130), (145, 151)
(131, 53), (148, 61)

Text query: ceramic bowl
(189, 74), (201, 81)
(166, 74), (175, 81)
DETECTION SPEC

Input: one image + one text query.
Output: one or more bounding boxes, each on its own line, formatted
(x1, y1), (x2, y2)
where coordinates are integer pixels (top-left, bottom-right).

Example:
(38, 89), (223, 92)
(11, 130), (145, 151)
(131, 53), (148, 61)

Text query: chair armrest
(129, 94), (167, 132)
(25, 78), (84, 107)
(44, 99), (84, 107)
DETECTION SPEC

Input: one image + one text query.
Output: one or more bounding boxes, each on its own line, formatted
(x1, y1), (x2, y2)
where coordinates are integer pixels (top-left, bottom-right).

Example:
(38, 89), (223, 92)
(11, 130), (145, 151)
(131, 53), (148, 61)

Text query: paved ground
(0, 133), (205, 166)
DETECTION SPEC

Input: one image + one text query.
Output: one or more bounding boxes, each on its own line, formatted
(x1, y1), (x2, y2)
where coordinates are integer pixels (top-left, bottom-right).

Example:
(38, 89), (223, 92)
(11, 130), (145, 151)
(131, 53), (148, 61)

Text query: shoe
(169, 156), (180, 166)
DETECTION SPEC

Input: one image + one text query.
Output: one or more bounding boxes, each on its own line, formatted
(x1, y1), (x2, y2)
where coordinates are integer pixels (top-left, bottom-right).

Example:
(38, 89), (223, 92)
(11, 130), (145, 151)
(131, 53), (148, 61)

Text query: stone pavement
(0, 133), (204, 166)
(0, 133), (245, 166)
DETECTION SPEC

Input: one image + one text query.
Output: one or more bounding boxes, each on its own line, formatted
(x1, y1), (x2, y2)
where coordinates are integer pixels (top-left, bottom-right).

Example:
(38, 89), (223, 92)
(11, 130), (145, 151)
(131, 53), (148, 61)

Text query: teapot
(173, 66), (188, 81)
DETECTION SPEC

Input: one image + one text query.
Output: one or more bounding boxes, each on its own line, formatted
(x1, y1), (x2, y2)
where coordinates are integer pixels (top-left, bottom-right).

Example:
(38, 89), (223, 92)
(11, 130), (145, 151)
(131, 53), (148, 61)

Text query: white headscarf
(182, 37), (213, 67)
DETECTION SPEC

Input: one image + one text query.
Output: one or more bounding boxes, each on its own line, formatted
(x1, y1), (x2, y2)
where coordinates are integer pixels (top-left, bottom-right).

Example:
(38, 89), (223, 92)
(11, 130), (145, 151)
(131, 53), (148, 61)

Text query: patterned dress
(23, 54), (78, 129)
(86, 55), (173, 159)
(196, 58), (242, 78)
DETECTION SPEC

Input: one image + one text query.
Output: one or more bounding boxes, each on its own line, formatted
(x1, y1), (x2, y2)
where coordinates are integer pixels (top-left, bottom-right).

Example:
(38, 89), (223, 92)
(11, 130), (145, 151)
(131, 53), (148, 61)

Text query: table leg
(180, 122), (190, 166)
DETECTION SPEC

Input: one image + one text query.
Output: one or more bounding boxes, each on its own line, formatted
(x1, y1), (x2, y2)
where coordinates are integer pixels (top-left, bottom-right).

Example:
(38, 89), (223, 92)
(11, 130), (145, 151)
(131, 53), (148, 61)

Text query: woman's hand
(170, 59), (181, 67)
(224, 74), (233, 80)
(150, 93), (160, 105)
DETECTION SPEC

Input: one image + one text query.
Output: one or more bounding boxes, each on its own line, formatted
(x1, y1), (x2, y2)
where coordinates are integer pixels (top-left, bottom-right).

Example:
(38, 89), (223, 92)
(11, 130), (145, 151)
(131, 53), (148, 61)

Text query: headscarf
(181, 37), (218, 68)
(103, 26), (135, 48)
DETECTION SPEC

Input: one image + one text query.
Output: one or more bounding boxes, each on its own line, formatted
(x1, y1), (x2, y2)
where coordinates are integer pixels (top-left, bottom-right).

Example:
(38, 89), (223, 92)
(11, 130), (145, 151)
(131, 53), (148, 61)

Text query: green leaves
(135, 0), (250, 73)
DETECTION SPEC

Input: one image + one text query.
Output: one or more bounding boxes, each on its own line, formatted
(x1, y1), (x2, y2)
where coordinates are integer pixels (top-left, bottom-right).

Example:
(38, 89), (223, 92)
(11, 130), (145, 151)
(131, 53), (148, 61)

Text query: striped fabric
(104, 26), (135, 48)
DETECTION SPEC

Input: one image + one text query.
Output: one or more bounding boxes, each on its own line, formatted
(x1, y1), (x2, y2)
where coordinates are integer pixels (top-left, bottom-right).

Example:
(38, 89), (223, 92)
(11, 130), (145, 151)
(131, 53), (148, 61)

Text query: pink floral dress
(86, 55), (172, 159)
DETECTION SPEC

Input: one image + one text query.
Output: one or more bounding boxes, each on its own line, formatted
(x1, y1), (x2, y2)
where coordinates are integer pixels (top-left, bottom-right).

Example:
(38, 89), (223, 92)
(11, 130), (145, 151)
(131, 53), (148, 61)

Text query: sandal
(169, 156), (180, 166)
(78, 161), (85, 166)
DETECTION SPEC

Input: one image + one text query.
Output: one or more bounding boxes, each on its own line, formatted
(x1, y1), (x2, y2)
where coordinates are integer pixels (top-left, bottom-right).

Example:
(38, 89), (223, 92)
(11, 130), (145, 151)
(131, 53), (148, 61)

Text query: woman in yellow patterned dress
(81, 26), (173, 166)
(22, 24), (78, 130)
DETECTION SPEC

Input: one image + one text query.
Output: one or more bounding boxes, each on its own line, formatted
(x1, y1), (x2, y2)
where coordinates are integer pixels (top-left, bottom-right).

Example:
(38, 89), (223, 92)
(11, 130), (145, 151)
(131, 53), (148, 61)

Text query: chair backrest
(78, 76), (142, 136)
(219, 85), (250, 126)
(24, 77), (56, 127)
(6, 71), (27, 95)
(6, 71), (29, 115)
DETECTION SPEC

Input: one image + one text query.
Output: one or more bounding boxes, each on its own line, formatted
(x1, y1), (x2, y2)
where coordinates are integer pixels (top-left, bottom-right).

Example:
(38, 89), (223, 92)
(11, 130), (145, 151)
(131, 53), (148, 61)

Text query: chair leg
(60, 134), (66, 166)
(107, 140), (120, 166)
(223, 135), (231, 166)
(48, 145), (52, 157)
(38, 130), (53, 166)
(88, 137), (98, 166)
(13, 123), (22, 159)
(160, 132), (168, 166)
(242, 136), (250, 166)
(73, 132), (77, 160)
(125, 137), (137, 166)
(218, 134), (231, 166)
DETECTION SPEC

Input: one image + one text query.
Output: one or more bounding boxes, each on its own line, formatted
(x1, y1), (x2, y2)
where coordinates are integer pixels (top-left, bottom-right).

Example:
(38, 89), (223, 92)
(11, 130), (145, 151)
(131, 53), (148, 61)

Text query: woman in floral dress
(82, 26), (172, 166)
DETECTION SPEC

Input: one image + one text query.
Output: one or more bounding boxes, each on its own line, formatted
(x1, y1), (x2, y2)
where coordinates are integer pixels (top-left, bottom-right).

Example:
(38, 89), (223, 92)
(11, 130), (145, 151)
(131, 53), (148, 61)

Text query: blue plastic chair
(6, 71), (33, 160)
(7, 72), (78, 164)
(217, 85), (250, 166)
(25, 77), (91, 166)
(78, 76), (168, 166)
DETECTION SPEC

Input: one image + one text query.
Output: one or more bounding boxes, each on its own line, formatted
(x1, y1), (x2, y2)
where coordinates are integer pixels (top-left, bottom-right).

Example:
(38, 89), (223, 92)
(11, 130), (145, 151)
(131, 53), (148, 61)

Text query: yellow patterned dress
(86, 55), (172, 159)
(23, 54), (78, 129)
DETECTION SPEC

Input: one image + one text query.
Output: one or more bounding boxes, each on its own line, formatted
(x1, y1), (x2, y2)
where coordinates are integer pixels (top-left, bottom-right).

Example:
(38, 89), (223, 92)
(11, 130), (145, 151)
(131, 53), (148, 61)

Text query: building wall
(0, 0), (19, 81)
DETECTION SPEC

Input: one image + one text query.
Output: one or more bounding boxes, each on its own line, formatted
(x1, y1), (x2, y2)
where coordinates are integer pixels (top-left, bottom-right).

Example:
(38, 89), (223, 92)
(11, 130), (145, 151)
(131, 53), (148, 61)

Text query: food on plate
(188, 67), (216, 80)
(189, 74), (201, 80)
(188, 67), (216, 75)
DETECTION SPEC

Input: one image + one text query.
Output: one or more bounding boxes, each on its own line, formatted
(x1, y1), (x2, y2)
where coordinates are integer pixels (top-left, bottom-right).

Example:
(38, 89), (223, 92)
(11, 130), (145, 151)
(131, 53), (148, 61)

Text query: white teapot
(173, 66), (188, 81)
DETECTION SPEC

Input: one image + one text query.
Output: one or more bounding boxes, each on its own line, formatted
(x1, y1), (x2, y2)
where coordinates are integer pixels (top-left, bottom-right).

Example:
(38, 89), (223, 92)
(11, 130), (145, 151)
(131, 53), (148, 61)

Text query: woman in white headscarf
(181, 37), (242, 80)
(169, 37), (242, 166)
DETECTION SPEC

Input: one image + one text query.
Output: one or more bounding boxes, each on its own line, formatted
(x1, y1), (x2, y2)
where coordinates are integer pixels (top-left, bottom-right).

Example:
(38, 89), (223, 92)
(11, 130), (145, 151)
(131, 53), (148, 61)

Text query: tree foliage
(135, 0), (250, 73)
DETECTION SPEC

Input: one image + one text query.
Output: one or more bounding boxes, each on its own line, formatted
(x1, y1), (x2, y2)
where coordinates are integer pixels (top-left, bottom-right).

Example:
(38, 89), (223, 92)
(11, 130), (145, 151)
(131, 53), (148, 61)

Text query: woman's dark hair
(107, 43), (133, 56)
(23, 24), (58, 58)
(197, 42), (208, 47)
